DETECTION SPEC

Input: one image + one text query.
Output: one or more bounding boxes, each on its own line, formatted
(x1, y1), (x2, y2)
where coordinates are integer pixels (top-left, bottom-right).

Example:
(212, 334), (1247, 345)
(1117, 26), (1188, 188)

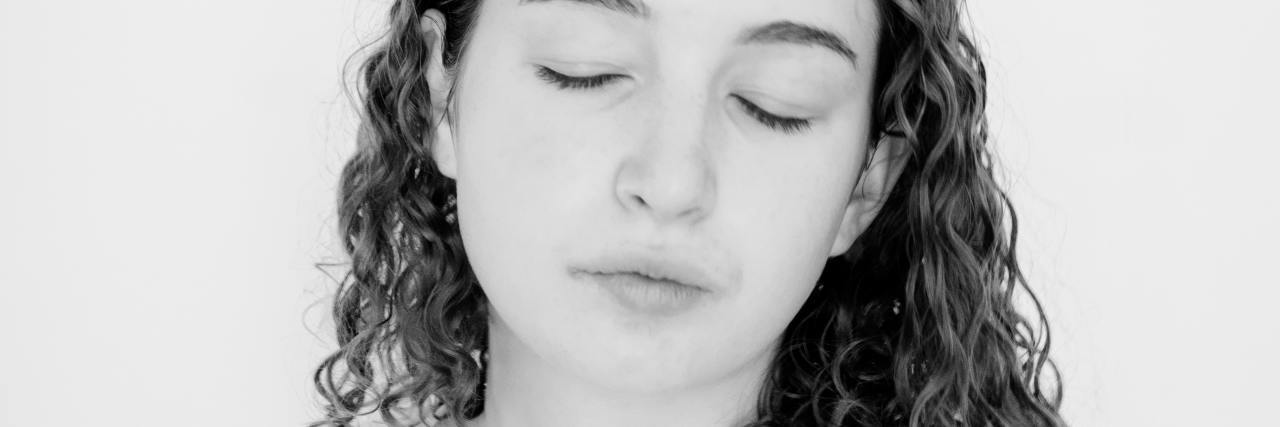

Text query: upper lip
(569, 247), (728, 291)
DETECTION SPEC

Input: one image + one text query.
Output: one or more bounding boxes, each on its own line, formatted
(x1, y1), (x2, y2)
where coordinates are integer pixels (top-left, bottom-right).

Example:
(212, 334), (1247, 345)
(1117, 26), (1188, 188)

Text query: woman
(314, 0), (1065, 425)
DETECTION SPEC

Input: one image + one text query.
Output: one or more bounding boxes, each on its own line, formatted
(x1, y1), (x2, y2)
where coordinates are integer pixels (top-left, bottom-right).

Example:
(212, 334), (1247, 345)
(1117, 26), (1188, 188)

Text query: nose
(614, 98), (718, 224)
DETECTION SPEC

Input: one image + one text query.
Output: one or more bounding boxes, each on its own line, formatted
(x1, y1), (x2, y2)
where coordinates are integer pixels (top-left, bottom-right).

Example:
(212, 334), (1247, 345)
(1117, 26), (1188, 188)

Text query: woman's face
(435, 0), (886, 392)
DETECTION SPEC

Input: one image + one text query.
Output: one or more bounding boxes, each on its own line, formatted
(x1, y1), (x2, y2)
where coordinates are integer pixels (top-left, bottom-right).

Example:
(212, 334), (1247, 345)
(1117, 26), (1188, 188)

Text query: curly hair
(312, 0), (1066, 426)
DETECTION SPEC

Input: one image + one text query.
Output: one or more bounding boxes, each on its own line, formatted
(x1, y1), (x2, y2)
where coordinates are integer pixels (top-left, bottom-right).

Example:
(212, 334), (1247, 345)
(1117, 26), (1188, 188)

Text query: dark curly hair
(313, 0), (1066, 426)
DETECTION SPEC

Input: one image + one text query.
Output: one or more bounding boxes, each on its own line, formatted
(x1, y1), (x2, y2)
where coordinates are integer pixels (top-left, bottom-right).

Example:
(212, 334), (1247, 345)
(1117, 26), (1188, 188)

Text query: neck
(465, 314), (773, 427)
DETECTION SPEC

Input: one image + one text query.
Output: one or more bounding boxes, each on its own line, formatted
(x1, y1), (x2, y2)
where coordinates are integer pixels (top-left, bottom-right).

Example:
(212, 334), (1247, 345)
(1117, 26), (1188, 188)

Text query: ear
(421, 9), (459, 179)
(828, 134), (910, 257)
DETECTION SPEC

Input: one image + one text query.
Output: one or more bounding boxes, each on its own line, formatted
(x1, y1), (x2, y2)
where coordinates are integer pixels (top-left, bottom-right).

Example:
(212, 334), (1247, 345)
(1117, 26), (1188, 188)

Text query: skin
(423, 0), (905, 425)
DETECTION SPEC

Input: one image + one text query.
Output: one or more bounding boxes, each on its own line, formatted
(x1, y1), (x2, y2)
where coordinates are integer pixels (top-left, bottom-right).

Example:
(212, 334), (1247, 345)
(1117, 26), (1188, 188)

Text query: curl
(312, 1), (486, 425)
(751, 1), (1065, 425)
(314, 1), (1067, 426)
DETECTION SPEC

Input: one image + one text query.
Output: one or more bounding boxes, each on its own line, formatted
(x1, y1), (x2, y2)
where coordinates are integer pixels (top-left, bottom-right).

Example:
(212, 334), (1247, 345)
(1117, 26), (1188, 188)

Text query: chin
(565, 339), (716, 393)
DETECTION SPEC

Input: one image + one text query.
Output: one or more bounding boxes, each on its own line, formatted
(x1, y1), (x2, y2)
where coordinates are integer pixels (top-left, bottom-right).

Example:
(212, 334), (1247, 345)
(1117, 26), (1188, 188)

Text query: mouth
(572, 271), (710, 316)
(568, 249), (724, 316)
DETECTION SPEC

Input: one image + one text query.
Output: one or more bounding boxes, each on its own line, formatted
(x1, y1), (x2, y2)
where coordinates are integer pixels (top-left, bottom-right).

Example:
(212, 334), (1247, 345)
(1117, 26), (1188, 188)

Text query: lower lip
(580, 272), (709, 315)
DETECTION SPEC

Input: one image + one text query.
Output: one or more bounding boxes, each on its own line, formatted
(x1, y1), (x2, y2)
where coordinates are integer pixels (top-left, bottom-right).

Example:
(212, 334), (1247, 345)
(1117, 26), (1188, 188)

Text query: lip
(568, 248), (724, 292)
(579, 272), (710, 315)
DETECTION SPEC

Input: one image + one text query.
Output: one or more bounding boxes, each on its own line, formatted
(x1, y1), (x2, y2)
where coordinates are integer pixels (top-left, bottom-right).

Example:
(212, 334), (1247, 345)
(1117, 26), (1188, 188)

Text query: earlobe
(432, 116), (458, 179)
(420, 9), (458, 180)
(828, 135), (910, 257)
(828, 202), (864, 258)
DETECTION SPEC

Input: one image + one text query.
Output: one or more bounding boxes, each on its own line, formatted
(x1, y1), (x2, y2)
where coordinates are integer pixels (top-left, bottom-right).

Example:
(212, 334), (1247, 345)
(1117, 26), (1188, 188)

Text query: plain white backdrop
(1, 0), (1276, 425)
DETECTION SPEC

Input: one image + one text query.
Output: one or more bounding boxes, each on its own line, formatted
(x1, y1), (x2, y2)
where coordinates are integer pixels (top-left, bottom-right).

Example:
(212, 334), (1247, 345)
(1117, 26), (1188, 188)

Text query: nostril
(630, 194), (648, 208)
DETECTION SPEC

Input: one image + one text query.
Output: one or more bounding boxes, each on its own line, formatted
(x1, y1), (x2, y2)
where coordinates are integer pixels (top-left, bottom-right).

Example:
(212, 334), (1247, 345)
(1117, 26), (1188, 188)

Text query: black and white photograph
(1, 0), (1276, 426)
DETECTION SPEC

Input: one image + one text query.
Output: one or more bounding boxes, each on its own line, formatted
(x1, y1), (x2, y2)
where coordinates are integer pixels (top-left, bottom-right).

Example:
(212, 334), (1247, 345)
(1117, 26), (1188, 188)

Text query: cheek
(452, 61), (577, 269)
(453, 59), (586, 221)
(450, 53), (620, 327)
(717, 145), (860, 328)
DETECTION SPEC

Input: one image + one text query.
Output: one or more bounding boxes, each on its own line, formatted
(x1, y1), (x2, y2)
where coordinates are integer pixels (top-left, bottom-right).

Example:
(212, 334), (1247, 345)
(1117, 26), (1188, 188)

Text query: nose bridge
(653, 80), (711, 153)
(614, 78), (718, 223)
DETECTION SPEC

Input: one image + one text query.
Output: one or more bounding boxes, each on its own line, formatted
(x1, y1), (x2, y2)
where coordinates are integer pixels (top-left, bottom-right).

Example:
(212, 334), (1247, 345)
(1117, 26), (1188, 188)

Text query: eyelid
(538, 58), (629, 73)
(532, 64), (811, 134)
(732, 89), (817, 118)
(731, 94), (812, 135)
(534, 65), (628, 90)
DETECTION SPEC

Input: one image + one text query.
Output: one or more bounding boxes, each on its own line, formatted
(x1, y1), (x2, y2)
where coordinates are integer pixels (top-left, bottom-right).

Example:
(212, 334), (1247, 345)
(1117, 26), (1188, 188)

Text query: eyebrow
(519, 0), (858, 69)
(739, 21), (859, 70)
(519, 0), (650, 19)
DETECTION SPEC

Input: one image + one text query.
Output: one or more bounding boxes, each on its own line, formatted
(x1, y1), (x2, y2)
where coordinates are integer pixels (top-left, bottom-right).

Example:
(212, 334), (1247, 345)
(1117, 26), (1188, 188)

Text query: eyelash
(730, 95), (812, 135)
(534, 65), (812, 135)
(535, 66), (625, 90)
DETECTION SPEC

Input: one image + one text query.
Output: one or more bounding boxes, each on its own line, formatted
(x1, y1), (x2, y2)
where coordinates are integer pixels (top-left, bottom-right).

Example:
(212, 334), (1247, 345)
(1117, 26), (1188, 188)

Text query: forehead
(497, 0), (881, 56)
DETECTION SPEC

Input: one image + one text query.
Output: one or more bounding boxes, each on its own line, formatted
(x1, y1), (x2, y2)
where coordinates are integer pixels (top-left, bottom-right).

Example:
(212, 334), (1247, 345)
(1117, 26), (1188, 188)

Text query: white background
(1, 0), (1276, 425)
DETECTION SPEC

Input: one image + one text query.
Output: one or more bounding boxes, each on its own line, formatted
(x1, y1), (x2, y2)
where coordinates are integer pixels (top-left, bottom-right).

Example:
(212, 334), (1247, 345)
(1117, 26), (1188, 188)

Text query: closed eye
(535, 65), (626, 90)
(731, 95), (812, 135)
